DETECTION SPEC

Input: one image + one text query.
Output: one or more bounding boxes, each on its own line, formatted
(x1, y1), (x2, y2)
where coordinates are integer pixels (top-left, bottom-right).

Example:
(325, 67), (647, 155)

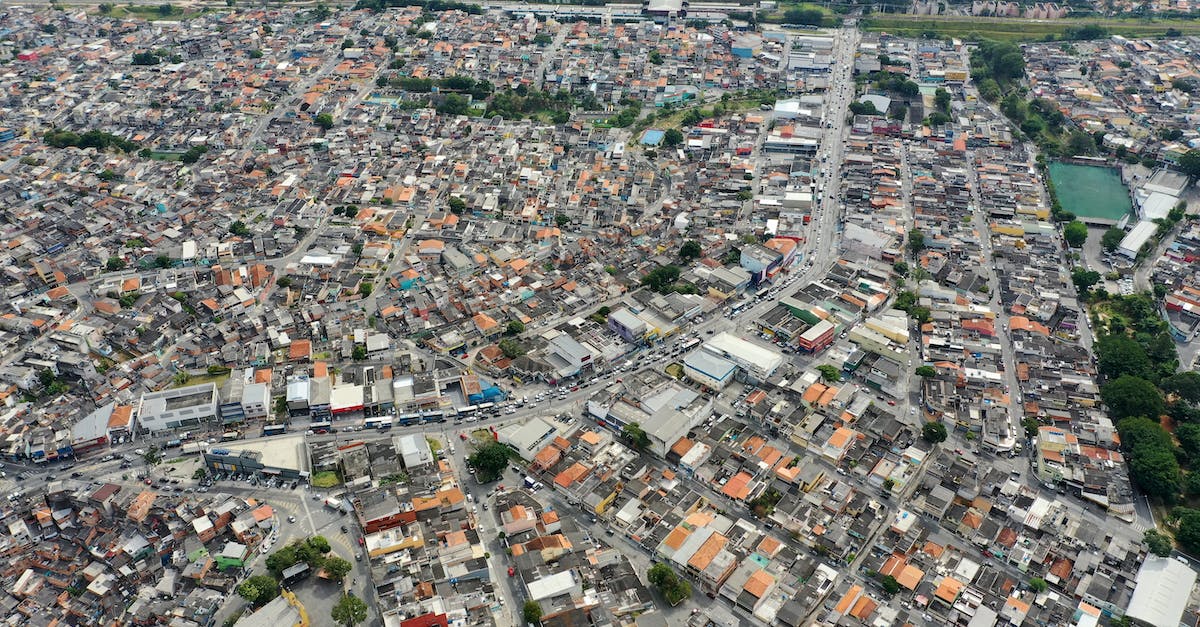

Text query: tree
(1096, 334), (1153, 381)
(783, 7), (824, 24)
(447, 196), (466, 214)
(468, 440), (510, 482)
(236, 575), (280, 607)
(1144, 529), (1174, 557)
(523, 600), (543, 624)
(331, 594), (368, 627)
(1099, 227), (1128, 251)
(229, 221), (250, 237)
(680, 240), (702, 261)
(648, 51), (663, 64)
(1163, 372), (1200, 404)
(1177, 508), (1200, 555)
(1029, 577), (1048, 593)
(359, 282), (373, 297)
(922, 421), (947, 444)
(1071, 268), (1101, 294)
(506, 320), (525, 336)
(555, 213), (570, 227)
(193, 467), (208, 480)
(893, 261), (909, 277)
(142, 446), (162, 467)
(315, 113), (334, 129)
(663, 128), (684, 147)
(934, 88), (951, 113)
(308, 535), (331, 554)
(1063, 220), (1088, 248)
(106, 256), (126, 271)
(623, 423), (652, 451)
(881, 574), (901, 595)
(907, 229), (925, 255)
(436, 93), (469, 116)
(817, 364), (841, 382)
(647, 562), (692, 605)
(1179, 149), (1200, 180)
(1101, 375), (1164, 421)
(498, 338), (525, 359)
(323, 556), (353, 581)
(352, 345), (367, 361)
(915, 365), (936, 378)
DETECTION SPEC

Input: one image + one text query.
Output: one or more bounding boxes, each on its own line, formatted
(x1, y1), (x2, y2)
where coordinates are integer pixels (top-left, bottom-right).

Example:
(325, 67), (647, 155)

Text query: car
(144, 478), (153, 485)
(134, 449), (145, 456)
(70, 471), (83, 478)
(482, 502), (489, 510)
(508, 566), (516, 577)
(358, 536), (365, 546)
(887, 400), (896, 406)
(356, 553), (363, 561)
(341, 525), (349, 533)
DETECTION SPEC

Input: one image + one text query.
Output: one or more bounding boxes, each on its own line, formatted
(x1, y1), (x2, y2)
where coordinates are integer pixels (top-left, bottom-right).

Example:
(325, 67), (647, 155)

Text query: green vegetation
(331, 593), (369, 627)
(1144, 529), (1174, 557)
(236, 575), (280, 607)
(523, 600), (544, 624)
(44, 128), (138, 153)
(647, 563), (692, 605)
(862, 14), (1200, 43)
(106, 257), (126, 271)
(817, 364), (841, 382)
(265, 536), (332, 578)
(323, 556), (353, 581)
(1063, 220), (1089, 248)
(467, 440), (510, 482)
(506, 320), (525, 336)
(922, 421), (948, 444)
(448, 196), (467, 214)
(1029, 577), (1048, 593)
(315, 113), (335, 129)
(622, 423), (651, 451)
(747, 487), (782, 518)
(499, 338), (526, 359)
(915, 365), (936, 378)
(229, 221), (250, 237)
(680, 240), (702, 261)
(353, 0), (482, 14)
(311, 471), (342, 488)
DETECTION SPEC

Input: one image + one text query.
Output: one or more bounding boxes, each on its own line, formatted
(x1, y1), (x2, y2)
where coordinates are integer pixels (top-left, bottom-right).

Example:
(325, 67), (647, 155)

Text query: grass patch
(173, 372), (230, 389)
(147, 150), (184, 161)
(165, 457), (187, 464)
(310, 471), (341, 488)
(427, 437), (442, 453)
(98, 4), (213, 20)
(665, 363), (684, 379)
(861, 14), (1200, 42)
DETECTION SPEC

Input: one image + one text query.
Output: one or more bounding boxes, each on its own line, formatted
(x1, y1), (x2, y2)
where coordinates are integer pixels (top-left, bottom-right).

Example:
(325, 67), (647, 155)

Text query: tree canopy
(523, 600), (544, 624)
(1063, 220), (1088, 247)
(1143, 529), (1174, 557)
(236, 575), (280, 607)
(467, 440), (509, 482)
(922, 421), (948, 444)
(1101, 375), (1164, 421)
(680, 240), (702, 261)
(1101, 227), (1125, 252)
(331, 594), (368, 627)
(623, 423), (651, 451)
(647, 563), (692, 605)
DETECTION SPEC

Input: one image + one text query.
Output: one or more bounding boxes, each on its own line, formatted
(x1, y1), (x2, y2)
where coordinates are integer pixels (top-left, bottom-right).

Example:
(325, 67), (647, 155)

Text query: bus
(680, 338), (701, 352)
(457, 405), (479, 417)
(421, 411), (446, 424)
(308, 419), (332, 432)
(180, 442), (206, 456)
(164, 439), (182, 449)
(220, 431), (242, 442)
(262, 424), (287, 437)
(397, 413), (420, 426)
(364, 416), (392, 430)
(476, 402), (495, 413)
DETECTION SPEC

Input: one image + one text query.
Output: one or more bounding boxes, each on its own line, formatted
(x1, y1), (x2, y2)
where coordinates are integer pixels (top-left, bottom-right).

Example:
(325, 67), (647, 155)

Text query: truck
(523, 476), (536, 489)
(324, 497), (343, 511)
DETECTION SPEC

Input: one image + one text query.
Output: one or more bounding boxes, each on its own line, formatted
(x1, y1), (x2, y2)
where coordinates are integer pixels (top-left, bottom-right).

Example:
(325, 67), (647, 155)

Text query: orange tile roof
(935, 577), (964, 603)
(686, 532), (728, 571)
(663, 525), (692, 550)
(721, 471), (753, 500)
(834, 585), (863, 614)
(743, 569), (774, 598)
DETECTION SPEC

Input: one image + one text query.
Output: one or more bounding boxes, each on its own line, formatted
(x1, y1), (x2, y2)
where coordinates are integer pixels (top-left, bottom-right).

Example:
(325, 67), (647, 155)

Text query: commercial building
(1124, 555), (1197, 627)
(797, 319), (836, 353)
(608, 307), (648, 344)
(1118, 220), (1156, 259)
(137, 383), (220, 433)
(202, 433), (310, 479)
(740, 243), (785, 285)
(683, 350), (737, 390)
(702, 332), (783, 383)
(547, 333), (592, 379)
